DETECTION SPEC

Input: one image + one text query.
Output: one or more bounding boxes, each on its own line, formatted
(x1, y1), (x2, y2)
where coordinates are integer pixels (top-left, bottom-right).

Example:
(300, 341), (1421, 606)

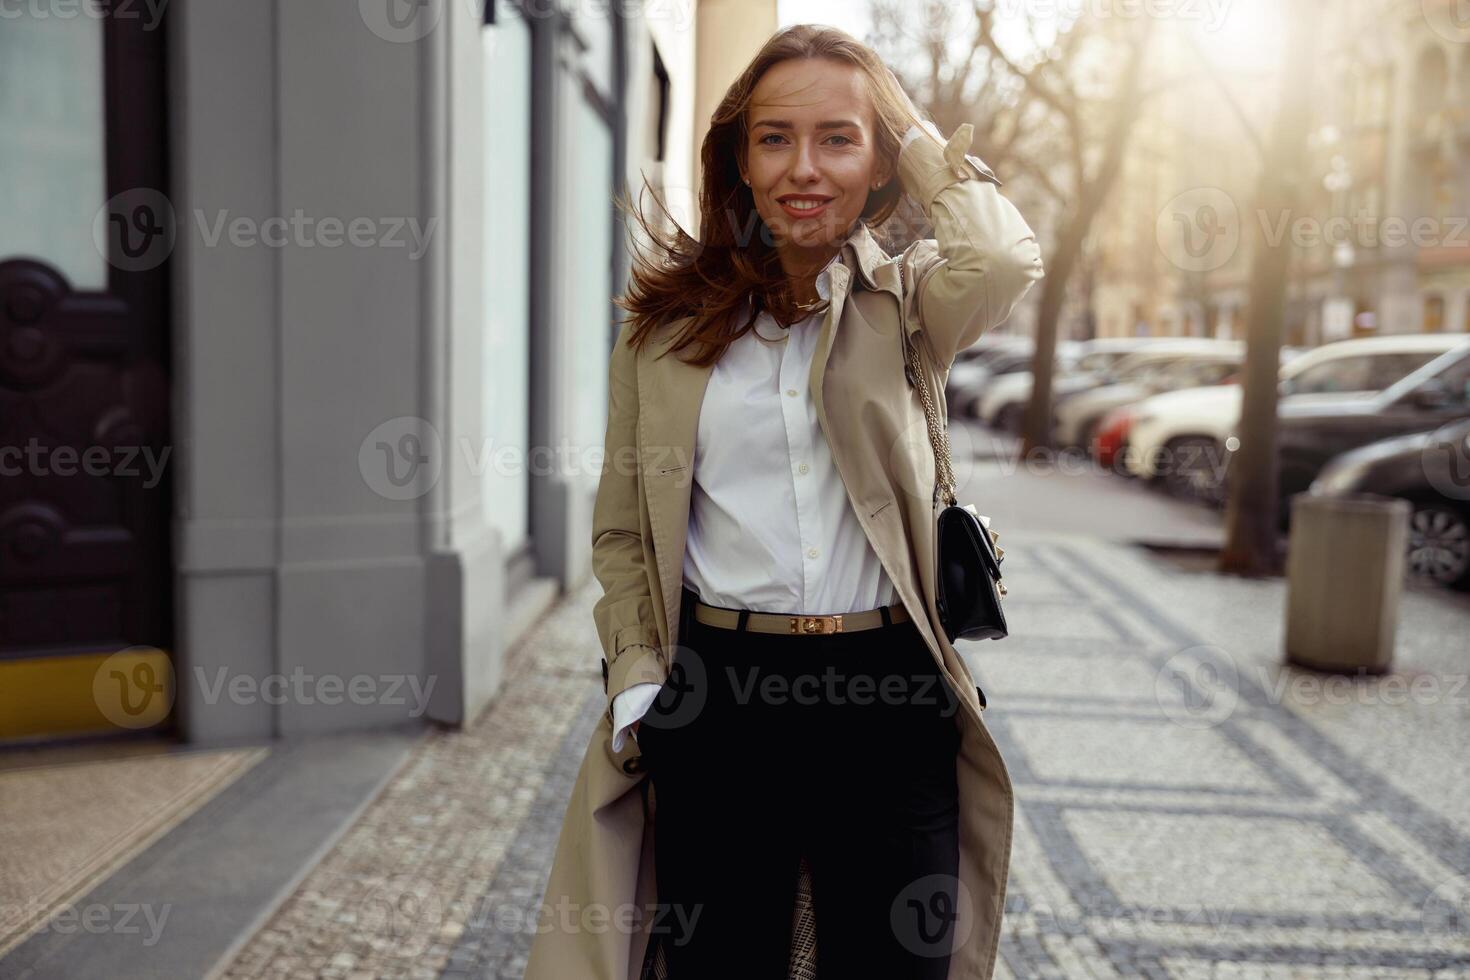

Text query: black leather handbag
(897, 255), (1009, 643)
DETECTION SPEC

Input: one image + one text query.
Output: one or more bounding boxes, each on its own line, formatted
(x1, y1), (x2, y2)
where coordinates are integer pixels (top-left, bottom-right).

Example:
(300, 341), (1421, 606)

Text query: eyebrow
(750, 118), (863, 131)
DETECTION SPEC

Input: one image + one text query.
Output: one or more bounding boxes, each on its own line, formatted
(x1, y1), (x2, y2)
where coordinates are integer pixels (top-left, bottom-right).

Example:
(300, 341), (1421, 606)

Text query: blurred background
(2, 0), (1469, 977)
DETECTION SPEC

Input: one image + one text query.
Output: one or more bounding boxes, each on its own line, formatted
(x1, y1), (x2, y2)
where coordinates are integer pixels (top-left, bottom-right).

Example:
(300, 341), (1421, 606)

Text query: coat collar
(835, 218), (891, 292)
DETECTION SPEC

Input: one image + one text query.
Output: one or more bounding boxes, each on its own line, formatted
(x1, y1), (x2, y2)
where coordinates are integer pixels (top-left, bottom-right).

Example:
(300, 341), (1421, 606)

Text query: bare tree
(867, 2), (1155, 455)
(1218, 0), (1325, 576)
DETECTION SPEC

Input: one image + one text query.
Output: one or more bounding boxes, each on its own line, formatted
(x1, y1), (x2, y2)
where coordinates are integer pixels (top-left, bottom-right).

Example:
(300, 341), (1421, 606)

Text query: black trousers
(637, 586), (963, 979)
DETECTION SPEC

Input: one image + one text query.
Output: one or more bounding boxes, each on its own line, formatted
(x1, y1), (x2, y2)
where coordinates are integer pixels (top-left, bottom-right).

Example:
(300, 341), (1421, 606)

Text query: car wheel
(1162, 436), (1228, 507)
(994, 403), (1023, 434)
(1407, 503), (1470, 590)
(1078, 418), (1101, 454)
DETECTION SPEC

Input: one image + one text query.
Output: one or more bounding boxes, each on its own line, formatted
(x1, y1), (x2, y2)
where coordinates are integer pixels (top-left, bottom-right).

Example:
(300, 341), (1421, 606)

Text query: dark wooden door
(0, 5), (172, 720)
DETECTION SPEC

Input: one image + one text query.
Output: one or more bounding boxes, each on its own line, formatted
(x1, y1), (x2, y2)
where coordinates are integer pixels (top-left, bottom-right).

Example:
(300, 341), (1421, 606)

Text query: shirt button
(807, 547), (819, 559)
(798, 462), (809, 475)
(785, 388), (798, 397)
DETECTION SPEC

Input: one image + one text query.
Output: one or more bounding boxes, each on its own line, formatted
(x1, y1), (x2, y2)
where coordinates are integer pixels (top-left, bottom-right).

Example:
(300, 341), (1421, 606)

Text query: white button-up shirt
(682, 252), (898, 616)
(609, 123), (936, 751)
(610, 248), (899, 751)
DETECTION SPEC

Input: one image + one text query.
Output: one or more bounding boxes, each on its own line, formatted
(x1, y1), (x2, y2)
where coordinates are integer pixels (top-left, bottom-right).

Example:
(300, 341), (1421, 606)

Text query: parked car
(1093, 404), (1135, 471)
(1100, 348), (1305, 482)
(975, 338), (1159, 431)
(1225, 343), (1470, 524)
(1053, 342), (1245, 449)
(1310, 417), (1470, 590)
(945, 337), (1033, 404)
(954, 342), (1087, 420)
(1126, 335), (1469, 503)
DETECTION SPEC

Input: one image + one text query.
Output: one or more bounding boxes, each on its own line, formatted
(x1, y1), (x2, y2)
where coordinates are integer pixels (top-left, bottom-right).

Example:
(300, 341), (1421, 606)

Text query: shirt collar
(744, 220), (890, 326)
(802, 220), (890, 299)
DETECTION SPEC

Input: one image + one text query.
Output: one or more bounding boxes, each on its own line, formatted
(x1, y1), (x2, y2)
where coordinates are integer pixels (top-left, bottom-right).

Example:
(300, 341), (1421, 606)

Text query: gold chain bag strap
(896, 251), (1009, 642)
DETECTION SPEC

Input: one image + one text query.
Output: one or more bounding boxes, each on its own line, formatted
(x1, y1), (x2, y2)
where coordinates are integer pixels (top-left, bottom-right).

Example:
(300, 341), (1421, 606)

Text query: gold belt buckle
(790, 614), (842, 634)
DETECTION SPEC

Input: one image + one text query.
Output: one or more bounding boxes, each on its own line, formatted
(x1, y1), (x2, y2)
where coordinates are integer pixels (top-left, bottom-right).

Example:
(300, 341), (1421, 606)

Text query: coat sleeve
(591, 322), (667, 722)
(897, 121), (1045, 368)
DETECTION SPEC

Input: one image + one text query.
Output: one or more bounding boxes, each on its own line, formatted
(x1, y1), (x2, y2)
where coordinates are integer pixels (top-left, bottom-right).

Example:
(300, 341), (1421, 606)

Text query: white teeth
(785, 200), (826, 210)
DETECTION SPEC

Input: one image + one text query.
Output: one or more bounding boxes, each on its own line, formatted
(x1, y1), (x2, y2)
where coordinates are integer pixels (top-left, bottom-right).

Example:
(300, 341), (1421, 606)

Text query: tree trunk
(1020, 216), (1084, 454)
(1218, 0), (1323, 577)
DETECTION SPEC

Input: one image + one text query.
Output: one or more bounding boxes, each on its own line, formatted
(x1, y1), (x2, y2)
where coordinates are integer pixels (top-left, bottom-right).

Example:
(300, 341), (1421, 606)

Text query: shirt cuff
(611, 681), (662, 753)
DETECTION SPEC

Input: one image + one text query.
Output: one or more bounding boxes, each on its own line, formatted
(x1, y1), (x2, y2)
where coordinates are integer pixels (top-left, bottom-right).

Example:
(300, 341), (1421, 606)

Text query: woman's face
(744, 57), (889, 273)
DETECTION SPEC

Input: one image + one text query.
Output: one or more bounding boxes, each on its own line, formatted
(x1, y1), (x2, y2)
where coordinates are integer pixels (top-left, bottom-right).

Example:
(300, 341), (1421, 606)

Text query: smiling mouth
(777, 196), (833, 219)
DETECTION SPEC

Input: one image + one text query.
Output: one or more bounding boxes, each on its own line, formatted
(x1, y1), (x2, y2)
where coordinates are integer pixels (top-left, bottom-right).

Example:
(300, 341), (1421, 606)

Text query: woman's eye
(757, 134), (855, 146)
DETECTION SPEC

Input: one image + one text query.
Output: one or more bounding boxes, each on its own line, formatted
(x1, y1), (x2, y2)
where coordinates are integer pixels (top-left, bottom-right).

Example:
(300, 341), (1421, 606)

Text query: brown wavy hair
(612, 24), (923, 366)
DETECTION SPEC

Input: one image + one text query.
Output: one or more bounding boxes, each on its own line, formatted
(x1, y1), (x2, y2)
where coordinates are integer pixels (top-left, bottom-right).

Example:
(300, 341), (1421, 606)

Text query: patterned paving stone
(979, 650), (1168, 703)
(1002, 716), (1277, 793)
(1064, 811), (1403, 917)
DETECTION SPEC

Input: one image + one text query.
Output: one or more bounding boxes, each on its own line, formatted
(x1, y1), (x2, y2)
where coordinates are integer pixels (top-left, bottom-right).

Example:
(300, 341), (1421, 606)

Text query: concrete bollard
(1284, 493), (1410, 674)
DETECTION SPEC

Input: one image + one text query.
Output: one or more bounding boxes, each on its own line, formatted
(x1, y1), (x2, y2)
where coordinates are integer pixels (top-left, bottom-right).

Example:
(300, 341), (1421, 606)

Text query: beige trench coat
(525, 121), (1045, 980)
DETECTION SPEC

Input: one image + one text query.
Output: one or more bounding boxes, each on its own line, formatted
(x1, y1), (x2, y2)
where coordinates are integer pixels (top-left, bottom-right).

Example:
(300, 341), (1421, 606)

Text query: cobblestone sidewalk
(217, 533), (1470, 979)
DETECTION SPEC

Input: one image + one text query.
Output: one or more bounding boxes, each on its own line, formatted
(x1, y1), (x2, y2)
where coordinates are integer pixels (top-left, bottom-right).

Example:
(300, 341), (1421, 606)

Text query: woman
(526, 23), (1043, 980)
